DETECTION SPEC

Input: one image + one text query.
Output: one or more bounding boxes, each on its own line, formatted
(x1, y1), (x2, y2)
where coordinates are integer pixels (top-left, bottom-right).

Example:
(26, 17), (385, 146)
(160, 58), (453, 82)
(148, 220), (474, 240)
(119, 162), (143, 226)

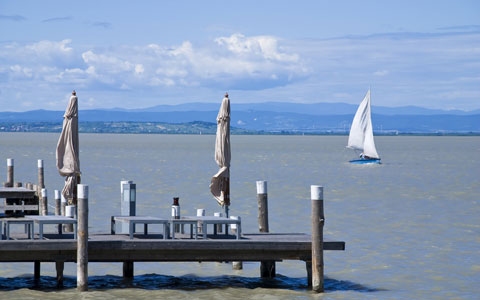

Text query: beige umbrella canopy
(56, 90), (81, 205)
(210, 93), (231, 213)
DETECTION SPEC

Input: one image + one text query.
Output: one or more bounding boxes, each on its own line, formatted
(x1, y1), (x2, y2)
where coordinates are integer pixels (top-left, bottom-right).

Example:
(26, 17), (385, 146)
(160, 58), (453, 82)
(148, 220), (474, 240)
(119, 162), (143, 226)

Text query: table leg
(39, 224), (43, 240)
(28, 223), (33, 239)
(5, 223), (10, 240)
(129, 222), (134, 239)
(236, 223), (241, 239)
(111, 217), (116, 234)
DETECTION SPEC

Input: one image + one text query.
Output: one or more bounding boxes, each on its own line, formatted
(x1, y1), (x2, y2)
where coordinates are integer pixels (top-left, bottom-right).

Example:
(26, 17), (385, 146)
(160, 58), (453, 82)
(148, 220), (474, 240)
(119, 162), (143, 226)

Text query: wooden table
(169, 218), (199, 239)
(181, 216), (242, 239)
(26, 215), (77, 239)
(2, 217), (34, 240)
(111, 216), (170, 239)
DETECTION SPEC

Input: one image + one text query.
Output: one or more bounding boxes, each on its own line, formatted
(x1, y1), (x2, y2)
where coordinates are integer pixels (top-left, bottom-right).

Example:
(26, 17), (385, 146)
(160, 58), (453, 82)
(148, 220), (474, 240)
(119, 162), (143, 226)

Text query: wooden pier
(0, 232), (345, 287)
(1, 160), (345, 292)
(0, 232), (344, 262)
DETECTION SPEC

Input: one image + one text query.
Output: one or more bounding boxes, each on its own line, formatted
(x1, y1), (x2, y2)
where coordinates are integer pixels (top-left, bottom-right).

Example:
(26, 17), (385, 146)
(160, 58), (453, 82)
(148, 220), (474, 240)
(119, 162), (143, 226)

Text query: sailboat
(347, 89), (381, 164)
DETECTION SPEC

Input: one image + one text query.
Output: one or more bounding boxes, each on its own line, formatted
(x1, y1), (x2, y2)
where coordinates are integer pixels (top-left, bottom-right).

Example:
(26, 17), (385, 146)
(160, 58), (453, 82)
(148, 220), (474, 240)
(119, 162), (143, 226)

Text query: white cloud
(215, 33), (299, 62)
(0, 31), (479, 111)
(9, 65), (33, 78)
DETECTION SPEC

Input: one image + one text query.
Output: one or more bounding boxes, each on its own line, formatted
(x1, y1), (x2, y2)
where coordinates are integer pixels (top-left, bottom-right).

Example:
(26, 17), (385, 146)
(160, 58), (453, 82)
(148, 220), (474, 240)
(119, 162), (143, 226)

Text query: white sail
(347, 89), (380, 159)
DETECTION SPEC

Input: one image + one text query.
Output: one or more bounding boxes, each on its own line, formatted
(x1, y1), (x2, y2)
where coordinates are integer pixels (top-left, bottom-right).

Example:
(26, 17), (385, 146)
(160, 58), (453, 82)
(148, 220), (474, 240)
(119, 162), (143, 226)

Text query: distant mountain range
(1, 102), (479, 134)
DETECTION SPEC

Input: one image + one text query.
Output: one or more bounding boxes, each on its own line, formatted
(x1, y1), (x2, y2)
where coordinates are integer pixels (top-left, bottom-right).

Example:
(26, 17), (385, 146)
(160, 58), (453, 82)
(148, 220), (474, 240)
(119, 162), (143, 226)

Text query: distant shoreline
(1, 121), (478, 136)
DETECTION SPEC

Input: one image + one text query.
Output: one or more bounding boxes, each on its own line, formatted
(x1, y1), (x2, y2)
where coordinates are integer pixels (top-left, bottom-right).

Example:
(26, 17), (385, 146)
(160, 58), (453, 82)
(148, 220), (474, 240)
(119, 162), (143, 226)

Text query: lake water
(0, 133), (479, 299)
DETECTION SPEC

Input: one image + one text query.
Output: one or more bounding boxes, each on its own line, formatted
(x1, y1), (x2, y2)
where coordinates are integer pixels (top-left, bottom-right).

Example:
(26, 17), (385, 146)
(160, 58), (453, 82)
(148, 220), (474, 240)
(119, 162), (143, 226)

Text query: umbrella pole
(224, 205), (229, 218)
(225, 177), (230, 233)
(224, 205), (228, 234)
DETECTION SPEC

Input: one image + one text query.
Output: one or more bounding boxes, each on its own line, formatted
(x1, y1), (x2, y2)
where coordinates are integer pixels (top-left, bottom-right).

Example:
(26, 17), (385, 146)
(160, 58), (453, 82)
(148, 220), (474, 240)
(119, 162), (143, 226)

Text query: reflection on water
(0, 274), (383, 293)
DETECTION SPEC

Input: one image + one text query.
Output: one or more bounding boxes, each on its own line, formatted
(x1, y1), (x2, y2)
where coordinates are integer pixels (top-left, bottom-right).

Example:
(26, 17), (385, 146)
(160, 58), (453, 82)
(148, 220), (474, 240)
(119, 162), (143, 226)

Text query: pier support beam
(123, 261), (134, 278)
(257, 180), (275, 278)
(56, 260), (65, 288)
(311, 185), (324, 292)
(77, 184), (88, 291)
(34, 261), (40, 280)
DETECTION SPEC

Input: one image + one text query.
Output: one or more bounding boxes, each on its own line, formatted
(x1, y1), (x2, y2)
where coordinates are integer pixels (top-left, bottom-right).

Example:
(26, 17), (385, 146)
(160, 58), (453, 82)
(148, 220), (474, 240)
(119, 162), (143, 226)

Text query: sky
(0, 0), (479, 112)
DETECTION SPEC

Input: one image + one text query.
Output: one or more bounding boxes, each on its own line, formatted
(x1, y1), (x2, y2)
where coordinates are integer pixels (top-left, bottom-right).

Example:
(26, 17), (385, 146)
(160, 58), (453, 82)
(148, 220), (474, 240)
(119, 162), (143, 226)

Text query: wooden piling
(55, 190), (62, 234)
(54, 190), (61, 216)
(257, 180), (275, 278)
(61, 194), (67, 216)
(77, 184), (88, 291)
(310, 185), (324, 292)
(37, 159), (44, 193)
(257, 181), (269, 232)
(40, 188), (48, 216)
(6, 158), (14, 187)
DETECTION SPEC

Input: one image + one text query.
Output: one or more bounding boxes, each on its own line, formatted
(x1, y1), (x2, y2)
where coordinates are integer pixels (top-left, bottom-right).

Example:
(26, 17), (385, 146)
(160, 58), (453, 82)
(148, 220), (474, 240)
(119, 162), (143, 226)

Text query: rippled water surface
(1, 133), (479, 299)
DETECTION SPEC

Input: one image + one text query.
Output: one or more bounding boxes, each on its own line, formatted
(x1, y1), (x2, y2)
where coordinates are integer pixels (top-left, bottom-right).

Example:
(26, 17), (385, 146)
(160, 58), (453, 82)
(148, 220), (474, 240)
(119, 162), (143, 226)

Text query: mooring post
(37, 159), (44, 192)
(40, 188), (48, 216)
(257, 180), (276, 278)
(54, 190), (61, 215)
(311, 185), (324, 292)
(55, 190), (62, 233)
(6, 158), (14, 187)
(77, 184), (88, 291)
(61, 194), (67, 216)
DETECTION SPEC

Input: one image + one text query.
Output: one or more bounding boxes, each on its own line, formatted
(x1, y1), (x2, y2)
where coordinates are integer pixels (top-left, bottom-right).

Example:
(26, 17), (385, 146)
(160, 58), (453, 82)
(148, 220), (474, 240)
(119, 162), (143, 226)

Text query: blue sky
(0, 0), (479, 112)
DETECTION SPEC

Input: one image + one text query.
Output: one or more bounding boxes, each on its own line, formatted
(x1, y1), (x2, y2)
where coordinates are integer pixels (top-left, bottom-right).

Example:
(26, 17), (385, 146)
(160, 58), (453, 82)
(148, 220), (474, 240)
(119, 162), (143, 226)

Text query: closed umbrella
(56, 90), (81, 205)
(210, 93), (231, 217)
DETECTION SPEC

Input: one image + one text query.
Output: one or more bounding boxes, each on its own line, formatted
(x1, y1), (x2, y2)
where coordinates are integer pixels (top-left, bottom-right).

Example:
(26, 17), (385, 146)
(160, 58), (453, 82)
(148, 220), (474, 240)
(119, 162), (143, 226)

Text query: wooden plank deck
(0, 232), (345, 263)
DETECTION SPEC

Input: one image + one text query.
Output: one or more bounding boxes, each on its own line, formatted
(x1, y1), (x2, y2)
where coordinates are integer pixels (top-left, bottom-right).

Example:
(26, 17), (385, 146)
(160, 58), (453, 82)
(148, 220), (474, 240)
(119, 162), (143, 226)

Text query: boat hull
(349, 158), (381, 165)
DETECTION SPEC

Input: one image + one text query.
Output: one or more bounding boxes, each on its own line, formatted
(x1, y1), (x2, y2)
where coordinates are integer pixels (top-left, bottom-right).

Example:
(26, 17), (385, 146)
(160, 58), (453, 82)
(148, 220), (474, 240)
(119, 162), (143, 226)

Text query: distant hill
(1, 102), (479, 134)
(118, 102), (480, 116)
